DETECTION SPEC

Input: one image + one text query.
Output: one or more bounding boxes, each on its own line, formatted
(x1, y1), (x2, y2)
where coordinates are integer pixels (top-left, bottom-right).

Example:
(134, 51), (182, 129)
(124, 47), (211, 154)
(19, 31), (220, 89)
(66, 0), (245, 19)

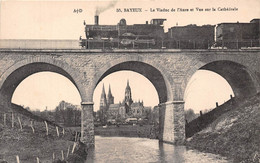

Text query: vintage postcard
(0, 0), (259, 162)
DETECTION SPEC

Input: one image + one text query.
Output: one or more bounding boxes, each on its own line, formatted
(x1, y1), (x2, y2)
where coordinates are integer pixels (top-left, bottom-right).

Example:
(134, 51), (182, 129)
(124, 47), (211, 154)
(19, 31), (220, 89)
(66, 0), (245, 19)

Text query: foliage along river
(85, 136), (229, 163)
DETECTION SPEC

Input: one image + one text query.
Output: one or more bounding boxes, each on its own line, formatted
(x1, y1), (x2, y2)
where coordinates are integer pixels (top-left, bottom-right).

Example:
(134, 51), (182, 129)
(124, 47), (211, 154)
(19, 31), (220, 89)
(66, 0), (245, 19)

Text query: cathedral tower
(100, 84), (107, 110)
(107, 84), (114, 106)
(124, 80), (133, 107)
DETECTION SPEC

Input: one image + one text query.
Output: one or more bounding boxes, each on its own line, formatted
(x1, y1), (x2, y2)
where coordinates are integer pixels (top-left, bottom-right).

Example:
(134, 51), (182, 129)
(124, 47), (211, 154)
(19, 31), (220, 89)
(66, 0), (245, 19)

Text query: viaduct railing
(1, 39), (259, 50)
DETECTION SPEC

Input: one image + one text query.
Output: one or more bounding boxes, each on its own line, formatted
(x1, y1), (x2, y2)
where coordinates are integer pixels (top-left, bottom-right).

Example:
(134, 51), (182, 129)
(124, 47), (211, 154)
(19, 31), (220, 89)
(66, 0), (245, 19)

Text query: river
(85, 136), (230, 163)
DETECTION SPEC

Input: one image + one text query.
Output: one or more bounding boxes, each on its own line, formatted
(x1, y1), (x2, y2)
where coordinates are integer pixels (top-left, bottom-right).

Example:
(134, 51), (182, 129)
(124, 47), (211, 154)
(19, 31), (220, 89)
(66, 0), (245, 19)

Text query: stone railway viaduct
(0, 49), (259, 147)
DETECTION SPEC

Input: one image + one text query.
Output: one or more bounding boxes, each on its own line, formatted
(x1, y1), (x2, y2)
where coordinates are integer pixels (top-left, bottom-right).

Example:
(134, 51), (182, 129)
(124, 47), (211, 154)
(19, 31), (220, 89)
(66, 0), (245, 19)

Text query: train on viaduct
(80, 16), (259, 50)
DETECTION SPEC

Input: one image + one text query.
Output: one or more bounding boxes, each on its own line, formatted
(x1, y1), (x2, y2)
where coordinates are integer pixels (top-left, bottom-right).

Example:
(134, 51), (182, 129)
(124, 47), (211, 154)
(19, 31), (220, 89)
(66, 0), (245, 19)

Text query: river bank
(96, 124), (159, 138)
(186, 94), (260, 163)
(69, 124), (159, 139)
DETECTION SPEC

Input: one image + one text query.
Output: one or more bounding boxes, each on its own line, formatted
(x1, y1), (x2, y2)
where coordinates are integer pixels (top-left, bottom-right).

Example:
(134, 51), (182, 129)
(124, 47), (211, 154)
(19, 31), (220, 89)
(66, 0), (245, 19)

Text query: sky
(12, 70), (234, 113)
(11, 72), (82, 111)
(0, 0), (259, 39)
(2, 0), (259, 113)
(184, 70), (234, 112)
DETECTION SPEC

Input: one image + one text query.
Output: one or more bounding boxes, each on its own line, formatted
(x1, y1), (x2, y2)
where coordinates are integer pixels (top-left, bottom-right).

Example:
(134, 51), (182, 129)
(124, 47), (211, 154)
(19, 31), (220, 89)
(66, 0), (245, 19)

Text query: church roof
(131, 102), (143, 107)
(144, 106), (152, 110)
(108, 104), (120, 110)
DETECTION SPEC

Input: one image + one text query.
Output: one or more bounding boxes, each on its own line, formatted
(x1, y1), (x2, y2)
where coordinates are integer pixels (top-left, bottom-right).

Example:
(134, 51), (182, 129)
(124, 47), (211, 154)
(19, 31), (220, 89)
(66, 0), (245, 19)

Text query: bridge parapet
(1, 48), (260, 53)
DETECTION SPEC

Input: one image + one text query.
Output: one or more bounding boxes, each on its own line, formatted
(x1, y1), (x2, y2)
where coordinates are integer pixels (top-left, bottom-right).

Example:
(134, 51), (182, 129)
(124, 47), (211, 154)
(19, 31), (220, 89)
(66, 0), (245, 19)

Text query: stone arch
(90, 57), (186, 144)
(92, 57), (174, 104)
(0, 56), (87, 106)
(184, 60), (259, 99)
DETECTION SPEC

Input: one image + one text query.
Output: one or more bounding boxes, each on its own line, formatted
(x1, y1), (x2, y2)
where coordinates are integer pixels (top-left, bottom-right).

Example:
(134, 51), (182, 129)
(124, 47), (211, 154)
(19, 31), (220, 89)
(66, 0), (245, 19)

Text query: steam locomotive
(79, 16), (259, 49)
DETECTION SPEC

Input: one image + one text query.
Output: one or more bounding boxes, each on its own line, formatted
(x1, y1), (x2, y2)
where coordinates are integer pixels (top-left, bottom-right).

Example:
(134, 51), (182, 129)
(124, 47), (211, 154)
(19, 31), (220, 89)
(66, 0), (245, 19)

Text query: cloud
(95, 0), (118, 15)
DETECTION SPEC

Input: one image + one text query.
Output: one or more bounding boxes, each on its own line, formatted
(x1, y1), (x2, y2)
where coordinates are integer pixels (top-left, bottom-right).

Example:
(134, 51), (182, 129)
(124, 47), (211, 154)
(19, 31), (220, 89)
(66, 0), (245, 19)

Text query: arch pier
(159, 101), (185, 144)
(81, 102), (95, 148)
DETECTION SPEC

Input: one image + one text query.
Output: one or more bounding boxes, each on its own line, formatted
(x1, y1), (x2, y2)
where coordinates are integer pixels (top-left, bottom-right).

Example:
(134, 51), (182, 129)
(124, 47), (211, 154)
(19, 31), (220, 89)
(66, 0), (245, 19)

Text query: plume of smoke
(95, 0), (118, 15)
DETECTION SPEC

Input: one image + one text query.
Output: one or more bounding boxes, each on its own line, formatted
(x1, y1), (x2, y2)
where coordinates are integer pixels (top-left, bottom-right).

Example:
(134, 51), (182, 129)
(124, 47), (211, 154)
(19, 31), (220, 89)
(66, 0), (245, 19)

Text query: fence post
(36, 157), (40, 163)
(30, 121), (35, 134)
(3, 113), (6, 127)
(44, 121), (48, 136)
(52, 152), (55, 161)
(12, 112), (14, 128)
(62, 128), (65, 136)
(17, 117), (23, 130)
(56, 126), (59, 137)
(61, 150), (64, 161)
(67, 146), (70, 158)
(16, 155), (20, 163)
(71, 142), (77, 154)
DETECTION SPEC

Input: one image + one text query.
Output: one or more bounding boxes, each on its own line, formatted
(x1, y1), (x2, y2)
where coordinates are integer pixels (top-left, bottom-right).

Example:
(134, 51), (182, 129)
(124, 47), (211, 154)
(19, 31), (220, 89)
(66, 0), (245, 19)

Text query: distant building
(216, 19), (260, 48)
(99, 80), (151, 122)
(166, 24), (215, 49)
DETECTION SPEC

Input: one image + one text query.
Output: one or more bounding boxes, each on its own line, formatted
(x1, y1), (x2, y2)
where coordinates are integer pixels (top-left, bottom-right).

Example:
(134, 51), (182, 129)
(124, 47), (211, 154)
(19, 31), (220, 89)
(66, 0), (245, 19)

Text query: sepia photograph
(0, 0), (259, 162)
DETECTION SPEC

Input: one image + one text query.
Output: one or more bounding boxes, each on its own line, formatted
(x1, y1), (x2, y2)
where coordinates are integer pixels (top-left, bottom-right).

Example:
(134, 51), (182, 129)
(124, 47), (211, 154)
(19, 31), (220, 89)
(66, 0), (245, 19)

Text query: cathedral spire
(102, 83), (106, 95)
(108, 84), (112, 95)
(124, 79), (133, 106)
(100, 83), (107, 107)
(107, 84), (114, 105)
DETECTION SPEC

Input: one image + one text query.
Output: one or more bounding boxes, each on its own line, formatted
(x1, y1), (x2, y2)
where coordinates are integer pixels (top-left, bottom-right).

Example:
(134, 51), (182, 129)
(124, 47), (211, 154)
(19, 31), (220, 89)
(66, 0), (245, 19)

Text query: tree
(66, 107), (74, 126)
(185, 109), (199, 123)
(24, 106), (30, 111)
(74, 108), (81, 126)
(54, 106), (61, 124)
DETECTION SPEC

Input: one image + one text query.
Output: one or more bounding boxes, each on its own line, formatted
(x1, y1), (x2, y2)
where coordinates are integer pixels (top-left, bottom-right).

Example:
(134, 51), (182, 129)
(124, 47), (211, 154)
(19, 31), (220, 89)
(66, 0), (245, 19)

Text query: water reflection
(86, 136), (229, 163)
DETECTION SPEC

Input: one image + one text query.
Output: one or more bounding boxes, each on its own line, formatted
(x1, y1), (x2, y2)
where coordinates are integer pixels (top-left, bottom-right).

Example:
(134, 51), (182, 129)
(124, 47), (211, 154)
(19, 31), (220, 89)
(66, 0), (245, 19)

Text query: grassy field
(0, 126), (75, 162)
(0, 112), (86, 163)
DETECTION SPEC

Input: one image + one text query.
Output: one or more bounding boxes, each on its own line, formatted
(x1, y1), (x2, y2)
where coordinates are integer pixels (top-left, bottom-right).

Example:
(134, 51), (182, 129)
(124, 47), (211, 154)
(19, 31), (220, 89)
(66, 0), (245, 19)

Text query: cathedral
(99, 80), (150, 121)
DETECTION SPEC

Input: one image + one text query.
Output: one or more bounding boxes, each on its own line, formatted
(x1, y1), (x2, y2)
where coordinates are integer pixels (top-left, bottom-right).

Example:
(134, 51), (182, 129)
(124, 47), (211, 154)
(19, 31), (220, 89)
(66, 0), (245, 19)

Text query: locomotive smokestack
(95, 15), (99, 25)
